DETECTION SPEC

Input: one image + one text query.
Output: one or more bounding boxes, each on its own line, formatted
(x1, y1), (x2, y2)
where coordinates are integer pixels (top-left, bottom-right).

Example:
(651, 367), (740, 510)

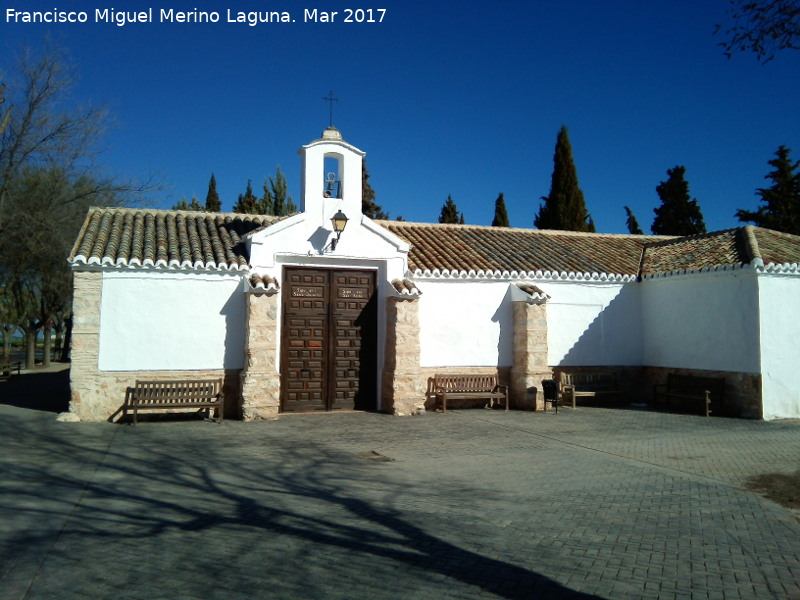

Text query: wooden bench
(126, 379), (224, 425)
(653, 373), (724, 417)
(0, 358), (22, 381)
(433, 374), (508, 412)
(560, 371), (623, 408)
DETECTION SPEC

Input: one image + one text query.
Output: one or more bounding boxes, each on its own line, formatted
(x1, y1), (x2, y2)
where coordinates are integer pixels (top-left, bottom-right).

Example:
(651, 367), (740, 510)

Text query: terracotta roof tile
(380, 221), (800, 278)
(749, 227), (800, 266)
(516, 283), (550, 302)
(640, 227), (800, 276)
(640, 229), (747, 276)
(69, 207), (278, 270)
(71, 208), (800, 278)
(248, 273), (280, 293)
(379, 221), (657, 277)
(391, 278), (422, 296)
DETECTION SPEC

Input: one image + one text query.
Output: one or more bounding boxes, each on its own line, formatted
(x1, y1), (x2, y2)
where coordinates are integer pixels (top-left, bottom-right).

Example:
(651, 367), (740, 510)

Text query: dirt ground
(745, 470), (800, 521)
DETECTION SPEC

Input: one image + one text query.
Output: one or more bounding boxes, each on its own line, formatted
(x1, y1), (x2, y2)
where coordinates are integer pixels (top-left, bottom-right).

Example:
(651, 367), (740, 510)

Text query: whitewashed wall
(758, 275), (800, 420)
(248, 214), (408, 283)
(98, 271), (245, 371)
(418, 279), (642, 368)
(640, 271), (760, 372)
(542, 281), (642, 366)
(419, 280), (513, 367)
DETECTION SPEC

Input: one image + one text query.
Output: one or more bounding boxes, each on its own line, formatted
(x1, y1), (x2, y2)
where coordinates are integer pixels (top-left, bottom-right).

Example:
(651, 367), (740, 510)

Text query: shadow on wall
(492, 286), (515, 367)
(0, 410), (605, 600)
(221, 286), (247, 371)
(558, 284), (641, 367)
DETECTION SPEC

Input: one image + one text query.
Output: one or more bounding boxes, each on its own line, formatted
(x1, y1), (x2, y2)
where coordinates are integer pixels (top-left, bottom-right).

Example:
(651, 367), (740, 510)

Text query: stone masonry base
(70, 368), (242, 422)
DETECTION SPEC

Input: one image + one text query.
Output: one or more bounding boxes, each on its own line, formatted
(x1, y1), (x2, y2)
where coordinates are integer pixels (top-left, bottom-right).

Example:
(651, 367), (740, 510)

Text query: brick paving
(1, 403), (800, 600)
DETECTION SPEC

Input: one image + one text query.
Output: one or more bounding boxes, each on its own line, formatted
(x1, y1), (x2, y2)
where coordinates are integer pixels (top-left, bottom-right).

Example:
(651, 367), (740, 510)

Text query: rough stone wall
(419, 366), (511, 411)
(382, 297), (425, 415)
(240, 292), (282, 420)
(69, 271), (106, 421)
(510, 301), (553, 410)
(549, 365), (762, 418)
(69, 271), (241, 422)
(551, 366), (644, 407)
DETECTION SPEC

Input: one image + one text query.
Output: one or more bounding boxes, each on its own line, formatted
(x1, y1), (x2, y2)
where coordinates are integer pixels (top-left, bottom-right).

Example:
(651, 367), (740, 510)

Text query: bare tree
(0, 44), (149, 367)
(0, 44), (109, 233)
(716, 0), (800, 61)
(0, 84), (10, 137)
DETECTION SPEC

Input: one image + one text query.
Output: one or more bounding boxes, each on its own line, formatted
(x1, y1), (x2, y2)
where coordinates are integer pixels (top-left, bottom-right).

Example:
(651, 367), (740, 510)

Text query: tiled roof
(749, 227), (800, 267)
(641, 229), (748, 276)
(69, 207), (278, 270)
(70, 207), (800, 278)
(379, 221), (800, 279)
(379, 222), (659, 277)
(640, 226), (800, 276)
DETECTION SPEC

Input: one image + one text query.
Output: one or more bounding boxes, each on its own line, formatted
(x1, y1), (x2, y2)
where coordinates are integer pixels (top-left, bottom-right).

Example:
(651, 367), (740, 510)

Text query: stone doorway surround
(240, 276), (282, 420)
(381, 290), (425, 416)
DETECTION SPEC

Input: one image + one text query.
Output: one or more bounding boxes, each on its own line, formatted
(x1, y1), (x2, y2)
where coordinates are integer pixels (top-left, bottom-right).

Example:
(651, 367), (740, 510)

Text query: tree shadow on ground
(0, 367), (70, 413)
(0, 411), (603, 600)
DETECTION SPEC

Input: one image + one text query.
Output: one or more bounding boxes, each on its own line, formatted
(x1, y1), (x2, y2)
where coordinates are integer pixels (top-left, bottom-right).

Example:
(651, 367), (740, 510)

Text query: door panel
(281, 268), (376, 412)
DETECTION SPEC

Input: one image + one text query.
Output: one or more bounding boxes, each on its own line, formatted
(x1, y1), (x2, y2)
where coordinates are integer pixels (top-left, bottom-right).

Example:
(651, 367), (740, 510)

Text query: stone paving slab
(1, 405), (799, 600)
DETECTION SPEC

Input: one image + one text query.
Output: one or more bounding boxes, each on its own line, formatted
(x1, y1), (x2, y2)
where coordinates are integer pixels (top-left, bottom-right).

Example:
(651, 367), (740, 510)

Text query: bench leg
(562, 386), (576, 409)
(705, 390), (711, 418)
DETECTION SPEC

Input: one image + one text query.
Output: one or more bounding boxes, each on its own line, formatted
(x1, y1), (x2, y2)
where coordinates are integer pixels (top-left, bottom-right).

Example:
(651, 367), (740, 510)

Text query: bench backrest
(666, 374), (724, 396)
(560, 372), (618, 390)
(434, 375), (498, 393)
(133, 379), (222, 404)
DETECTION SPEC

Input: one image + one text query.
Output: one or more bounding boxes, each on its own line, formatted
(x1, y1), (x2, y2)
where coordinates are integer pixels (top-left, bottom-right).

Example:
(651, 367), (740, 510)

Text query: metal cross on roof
(322, 90), (339, 127)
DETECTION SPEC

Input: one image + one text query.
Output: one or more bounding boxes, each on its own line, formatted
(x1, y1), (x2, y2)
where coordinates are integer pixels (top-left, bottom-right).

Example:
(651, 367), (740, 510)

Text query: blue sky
(2, 1), (799, 233)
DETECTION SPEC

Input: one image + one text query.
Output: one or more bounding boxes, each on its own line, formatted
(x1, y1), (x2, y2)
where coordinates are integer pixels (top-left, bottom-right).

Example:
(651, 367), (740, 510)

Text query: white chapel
(67, 127), (800, 421)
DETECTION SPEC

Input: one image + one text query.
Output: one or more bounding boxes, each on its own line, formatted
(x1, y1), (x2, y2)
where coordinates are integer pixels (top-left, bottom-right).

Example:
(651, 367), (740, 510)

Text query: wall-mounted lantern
(330, 210), (348, 250)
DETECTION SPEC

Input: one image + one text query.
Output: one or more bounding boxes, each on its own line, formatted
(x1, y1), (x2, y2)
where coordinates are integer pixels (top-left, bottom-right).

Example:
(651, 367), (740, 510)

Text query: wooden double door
(281, 268), (377, 412)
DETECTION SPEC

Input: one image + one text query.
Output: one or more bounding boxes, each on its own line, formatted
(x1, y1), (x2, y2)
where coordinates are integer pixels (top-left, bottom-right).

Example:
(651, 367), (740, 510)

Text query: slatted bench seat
(433, 374), (508, 412)
(560, 371), (623, 408)
(126, 379), (224, 425)
(653, 373), (724, 417)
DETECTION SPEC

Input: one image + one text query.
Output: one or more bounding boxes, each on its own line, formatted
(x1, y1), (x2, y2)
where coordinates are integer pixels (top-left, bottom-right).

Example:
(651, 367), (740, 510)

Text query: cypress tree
(361, 160), (389, 219)
(204, 174), (221, 212)
(535, 126), (594, 232)
(492, 193), (510, 227)
(172, 196), (202, 211)
(259, 178), (274, 215)
(735, 145), (800, 235)
(438, 195), (463, 224)
(651, 166), (707, 235)
(269, 166), (296, 216)
(624, 206), (644, 234)
(233, 180), (259, 214)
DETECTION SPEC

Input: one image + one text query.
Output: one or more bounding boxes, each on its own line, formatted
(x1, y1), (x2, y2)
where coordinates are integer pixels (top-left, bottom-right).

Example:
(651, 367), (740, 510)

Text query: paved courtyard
(2, 389), (800, 599)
